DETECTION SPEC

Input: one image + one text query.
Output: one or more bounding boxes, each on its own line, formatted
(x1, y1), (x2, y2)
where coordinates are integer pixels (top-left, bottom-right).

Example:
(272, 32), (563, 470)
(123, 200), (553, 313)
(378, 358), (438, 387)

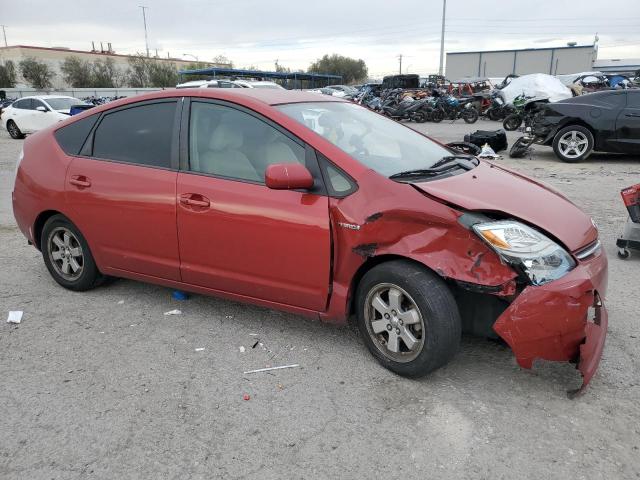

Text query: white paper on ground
(7, 311), (23, 324)
(164, 309), (182, 316)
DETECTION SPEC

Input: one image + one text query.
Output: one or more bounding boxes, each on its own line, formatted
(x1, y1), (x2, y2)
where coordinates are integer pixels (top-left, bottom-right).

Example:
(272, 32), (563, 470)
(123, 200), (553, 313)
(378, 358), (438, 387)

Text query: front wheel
(356, 260), (461, 377)
(41, 214), (104, 291)
(462, 108), (479, 124)
(7, 120), (25, 139)
(430, 109), (444, 123)
(552, 125), (594, 163)
(503, 114), (522, 131)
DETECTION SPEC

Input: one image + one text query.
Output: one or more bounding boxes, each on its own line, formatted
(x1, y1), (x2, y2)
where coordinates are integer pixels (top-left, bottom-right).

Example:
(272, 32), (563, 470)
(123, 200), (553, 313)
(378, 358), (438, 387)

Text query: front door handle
(180, 193), (210, 208)
(625, 113), (640, 118)
(69, 175), (91, 188)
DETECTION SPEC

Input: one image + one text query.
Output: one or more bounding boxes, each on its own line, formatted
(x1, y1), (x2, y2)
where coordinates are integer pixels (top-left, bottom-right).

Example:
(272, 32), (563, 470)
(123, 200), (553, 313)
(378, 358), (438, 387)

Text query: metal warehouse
(446, 45), (597, 80)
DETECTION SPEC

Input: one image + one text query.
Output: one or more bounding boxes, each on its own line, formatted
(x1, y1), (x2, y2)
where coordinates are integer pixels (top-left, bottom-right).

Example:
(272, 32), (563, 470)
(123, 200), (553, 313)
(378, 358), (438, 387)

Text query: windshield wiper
(389, 155), (477, 179)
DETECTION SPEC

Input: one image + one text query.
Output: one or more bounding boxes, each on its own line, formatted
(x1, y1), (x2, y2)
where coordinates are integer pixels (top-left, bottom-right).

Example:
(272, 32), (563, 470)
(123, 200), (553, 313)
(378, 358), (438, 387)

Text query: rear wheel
(41, 215), (104, 291)
(503, 114), (522, 131)
(7, 120), (25, 139)
(356, 260), (461, 377)
(552, 125), (594, 163)
(618, 248), (630, 259)
(487, 108), (502, 121)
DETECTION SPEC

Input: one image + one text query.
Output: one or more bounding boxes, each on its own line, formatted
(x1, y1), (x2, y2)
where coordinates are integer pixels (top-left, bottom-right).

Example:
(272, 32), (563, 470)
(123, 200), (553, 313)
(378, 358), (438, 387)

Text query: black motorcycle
(380, 90), (427, 122)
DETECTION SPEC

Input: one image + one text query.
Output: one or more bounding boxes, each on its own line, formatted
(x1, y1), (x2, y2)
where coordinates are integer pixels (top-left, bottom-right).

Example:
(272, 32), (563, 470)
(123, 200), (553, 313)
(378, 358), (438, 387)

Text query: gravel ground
(1, 119), (639, 480)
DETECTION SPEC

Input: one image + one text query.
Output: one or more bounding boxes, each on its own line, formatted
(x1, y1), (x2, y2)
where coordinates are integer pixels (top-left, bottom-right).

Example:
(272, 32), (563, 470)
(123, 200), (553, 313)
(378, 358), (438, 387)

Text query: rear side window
(13, 99), (32, 109)
(55, 114), (99, 155)
(92, 101), (177, 168)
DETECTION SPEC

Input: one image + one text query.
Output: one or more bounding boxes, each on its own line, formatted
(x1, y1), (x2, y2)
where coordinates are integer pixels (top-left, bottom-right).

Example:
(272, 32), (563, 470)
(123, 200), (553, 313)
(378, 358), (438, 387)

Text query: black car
(533, 90), (640, 162)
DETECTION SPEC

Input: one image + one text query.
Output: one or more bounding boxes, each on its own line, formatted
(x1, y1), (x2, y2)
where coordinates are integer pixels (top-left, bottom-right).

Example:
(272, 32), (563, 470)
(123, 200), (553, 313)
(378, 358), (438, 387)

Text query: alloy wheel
(558, 131), (589, 159)
(364, 283), (426, 362)
(47, 227), (84, 280)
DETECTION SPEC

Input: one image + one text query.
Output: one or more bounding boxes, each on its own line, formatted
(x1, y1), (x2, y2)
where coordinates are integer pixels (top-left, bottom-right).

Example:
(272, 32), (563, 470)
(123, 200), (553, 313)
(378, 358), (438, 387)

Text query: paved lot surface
(1, 119), (639, 480)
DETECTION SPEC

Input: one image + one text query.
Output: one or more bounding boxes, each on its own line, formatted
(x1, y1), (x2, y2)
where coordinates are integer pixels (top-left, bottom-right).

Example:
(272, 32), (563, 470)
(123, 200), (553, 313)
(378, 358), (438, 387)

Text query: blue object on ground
(172, 290), (189, 300)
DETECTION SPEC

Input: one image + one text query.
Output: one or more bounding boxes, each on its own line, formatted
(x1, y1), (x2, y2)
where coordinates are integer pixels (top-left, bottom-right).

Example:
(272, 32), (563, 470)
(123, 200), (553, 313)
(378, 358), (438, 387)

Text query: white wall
(1, 87), (162, 99)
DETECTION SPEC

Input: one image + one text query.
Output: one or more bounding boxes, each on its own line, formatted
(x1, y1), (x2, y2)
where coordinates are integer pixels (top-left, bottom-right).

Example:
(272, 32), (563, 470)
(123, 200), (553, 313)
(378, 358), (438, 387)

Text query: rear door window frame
(78, 97), (183, 171)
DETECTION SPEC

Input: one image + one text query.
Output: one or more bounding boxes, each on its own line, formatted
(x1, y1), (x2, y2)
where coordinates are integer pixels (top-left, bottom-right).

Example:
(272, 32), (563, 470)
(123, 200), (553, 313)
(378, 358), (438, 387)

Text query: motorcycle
(380, 90), (428, 122)
(484, 90), (510, 121)
(502, 94), (548, 131)
(433, 94), (479, 124)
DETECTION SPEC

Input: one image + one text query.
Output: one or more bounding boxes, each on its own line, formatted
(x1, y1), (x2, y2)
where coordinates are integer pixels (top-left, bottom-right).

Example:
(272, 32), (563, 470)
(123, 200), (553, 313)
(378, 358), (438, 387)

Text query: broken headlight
(473, 221), (575, 286)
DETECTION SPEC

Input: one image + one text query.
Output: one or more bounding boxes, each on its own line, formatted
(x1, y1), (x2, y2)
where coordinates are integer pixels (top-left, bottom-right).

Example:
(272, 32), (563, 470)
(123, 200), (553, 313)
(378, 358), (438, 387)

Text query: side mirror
(36, 106), (47, 112)
(265, 163), (314, 190)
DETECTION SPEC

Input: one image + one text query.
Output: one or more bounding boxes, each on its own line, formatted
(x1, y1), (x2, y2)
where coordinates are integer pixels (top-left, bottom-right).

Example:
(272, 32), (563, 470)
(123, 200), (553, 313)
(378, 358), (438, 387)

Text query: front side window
(189, 102), (305, 182)
(92, 101), (176, 168)
(32, 99), (47, 111)
(277, 102), (451, 177)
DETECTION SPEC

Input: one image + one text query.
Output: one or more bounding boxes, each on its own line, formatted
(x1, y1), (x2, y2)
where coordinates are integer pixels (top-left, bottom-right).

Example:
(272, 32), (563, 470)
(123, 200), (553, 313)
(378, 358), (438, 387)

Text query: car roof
(16, 95), (76, 100)
(153, 88), (347, 106)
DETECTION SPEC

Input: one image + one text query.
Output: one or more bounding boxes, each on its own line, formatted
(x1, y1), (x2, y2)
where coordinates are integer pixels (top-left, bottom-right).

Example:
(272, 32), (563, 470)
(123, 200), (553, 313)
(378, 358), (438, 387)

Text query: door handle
(69, 175), (91, 188)
(179, 194), (210, 208)
(625, 113), (640, 118)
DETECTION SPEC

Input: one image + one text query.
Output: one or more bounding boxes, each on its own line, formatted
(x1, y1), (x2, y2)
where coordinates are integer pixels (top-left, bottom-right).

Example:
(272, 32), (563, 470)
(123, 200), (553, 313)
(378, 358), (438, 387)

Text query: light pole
(1, 25), (7, 47)
(398, 54), (403, 74)
(139, 6), (150, 57)
(183, 53), (199, 62)
(438, 0), (447, 76)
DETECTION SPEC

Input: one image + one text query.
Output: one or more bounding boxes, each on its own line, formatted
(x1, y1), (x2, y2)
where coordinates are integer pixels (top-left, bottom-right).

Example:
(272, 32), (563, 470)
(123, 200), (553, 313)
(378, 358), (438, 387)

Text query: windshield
(277, 102), (451, 176)
(45, 97), (84, 110)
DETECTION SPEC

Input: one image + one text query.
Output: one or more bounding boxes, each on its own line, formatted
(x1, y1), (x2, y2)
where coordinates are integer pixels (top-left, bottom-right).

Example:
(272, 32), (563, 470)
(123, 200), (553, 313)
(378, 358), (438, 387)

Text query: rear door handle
(625, 113), (640, 118)
(69, 175), (91, 188)
(179, 193), (210, 208)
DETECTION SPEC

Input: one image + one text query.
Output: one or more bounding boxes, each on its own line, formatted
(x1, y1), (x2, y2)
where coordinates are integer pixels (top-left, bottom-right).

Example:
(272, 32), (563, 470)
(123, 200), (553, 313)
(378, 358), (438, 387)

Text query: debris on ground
(239, 346), (245, 353)
(7, 311), (23, 324)
(195, 347), (205, 352)
(252, 340), (260, 349)
(478, 143), (501, 160)
(243, 364), (300, 374)
(164, 309), (182, 316)
(117, 300), (125, 305)
(172, 290), (189, 301)
(243, 393), (251, 401)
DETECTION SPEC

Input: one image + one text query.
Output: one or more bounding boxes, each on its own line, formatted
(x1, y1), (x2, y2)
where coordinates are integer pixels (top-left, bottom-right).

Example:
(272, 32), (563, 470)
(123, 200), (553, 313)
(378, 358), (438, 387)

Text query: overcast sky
(3, 0), (640, 77)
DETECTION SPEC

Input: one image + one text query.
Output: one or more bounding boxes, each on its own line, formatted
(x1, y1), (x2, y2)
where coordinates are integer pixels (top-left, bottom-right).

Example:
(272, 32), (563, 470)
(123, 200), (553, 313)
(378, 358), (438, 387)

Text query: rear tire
(356, 260), (461, 377)
(503, 114), (522, 131)
(487, 108), (502, 121)
(41, 214), (104, 291)
(552, 125), (594, 163)
(7, 120), (25, 139)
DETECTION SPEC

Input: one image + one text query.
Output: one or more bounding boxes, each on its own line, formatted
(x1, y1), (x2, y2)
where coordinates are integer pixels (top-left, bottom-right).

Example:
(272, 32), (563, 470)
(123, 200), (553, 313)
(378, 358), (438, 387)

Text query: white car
(2, 96), (87, 139)
(232, 80), (284, 89)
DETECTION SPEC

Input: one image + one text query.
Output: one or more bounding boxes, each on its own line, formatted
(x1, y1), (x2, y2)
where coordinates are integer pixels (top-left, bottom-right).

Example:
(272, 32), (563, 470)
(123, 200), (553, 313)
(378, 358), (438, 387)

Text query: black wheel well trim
(347, 254), (445, 316)
(556, 119), (597, 141)
(33, 210), (67, 250)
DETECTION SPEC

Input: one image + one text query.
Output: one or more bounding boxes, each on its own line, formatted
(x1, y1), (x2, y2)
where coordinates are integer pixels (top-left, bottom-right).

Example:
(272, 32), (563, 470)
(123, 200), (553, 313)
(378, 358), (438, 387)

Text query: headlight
(473, 221), (575, 286)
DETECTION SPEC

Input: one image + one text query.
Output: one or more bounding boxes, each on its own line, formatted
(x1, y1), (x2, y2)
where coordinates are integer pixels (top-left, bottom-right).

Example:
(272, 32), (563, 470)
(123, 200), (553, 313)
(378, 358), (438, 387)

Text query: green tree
(92, 58), (122, 87)
(308, 54), (368, 84)
(148, 61), (178, 87)
(126, 54), (151, 87)
(61, 56), (93, 87)
(19, 57), (55, 89)
(0, 60), (17, 87)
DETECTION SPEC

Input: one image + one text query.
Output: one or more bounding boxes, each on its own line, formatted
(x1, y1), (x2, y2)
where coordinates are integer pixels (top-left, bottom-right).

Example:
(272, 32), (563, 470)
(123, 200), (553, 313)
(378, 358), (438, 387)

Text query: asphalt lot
(1, 118), (639, 480)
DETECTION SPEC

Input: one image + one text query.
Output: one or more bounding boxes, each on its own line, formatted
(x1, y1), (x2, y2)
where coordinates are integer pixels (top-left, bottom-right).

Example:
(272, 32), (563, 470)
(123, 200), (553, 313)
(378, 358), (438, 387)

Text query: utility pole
(139, 6), (150, 57)
(1, 25), (7, 47)
(438, 0), (447, 75)
(398, 54), (403, 74)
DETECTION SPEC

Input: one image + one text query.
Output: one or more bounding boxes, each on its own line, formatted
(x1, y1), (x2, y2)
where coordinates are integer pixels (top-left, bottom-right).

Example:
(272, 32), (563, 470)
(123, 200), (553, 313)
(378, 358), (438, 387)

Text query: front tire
(462, 108), (479, 124)
(552, 125), (594, 163)
(41, 214), (104, 291)
(503, 114), (522, 131)
(7, 120), (25, 139)
(356, 260), (461, 377)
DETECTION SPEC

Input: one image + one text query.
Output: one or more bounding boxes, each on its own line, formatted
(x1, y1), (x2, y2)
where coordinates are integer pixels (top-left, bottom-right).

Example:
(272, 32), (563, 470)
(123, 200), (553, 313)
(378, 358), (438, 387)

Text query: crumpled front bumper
(493, 249), (608, 396)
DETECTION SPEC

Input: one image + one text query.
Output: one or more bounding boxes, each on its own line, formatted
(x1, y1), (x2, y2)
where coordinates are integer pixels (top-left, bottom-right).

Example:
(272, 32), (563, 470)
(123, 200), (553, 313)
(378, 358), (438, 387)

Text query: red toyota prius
(12, 89), (608, 393)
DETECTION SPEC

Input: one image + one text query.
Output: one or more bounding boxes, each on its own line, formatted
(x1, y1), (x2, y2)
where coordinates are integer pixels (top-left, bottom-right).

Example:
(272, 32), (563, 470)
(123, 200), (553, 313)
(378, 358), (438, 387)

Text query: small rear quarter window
(54, 114), (99, 155)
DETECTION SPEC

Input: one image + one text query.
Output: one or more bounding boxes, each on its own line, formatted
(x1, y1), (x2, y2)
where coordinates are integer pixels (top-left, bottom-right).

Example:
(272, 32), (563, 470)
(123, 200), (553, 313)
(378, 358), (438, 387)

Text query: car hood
(412, 161), (597, 252)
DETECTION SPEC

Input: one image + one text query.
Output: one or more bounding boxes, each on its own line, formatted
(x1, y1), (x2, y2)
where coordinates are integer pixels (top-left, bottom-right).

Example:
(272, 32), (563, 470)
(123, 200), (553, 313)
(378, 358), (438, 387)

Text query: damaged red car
(12, 89), (608, 393)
